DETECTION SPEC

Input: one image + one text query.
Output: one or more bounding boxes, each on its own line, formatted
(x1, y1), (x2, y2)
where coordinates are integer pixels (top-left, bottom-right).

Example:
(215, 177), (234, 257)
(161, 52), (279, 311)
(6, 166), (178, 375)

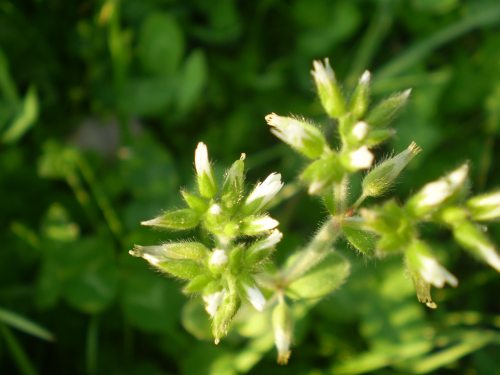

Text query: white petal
(203, 291), (225, 317)
(245, 285), (266, 312)
(195, 142), (210, 176)
(210, 249), (228, 266)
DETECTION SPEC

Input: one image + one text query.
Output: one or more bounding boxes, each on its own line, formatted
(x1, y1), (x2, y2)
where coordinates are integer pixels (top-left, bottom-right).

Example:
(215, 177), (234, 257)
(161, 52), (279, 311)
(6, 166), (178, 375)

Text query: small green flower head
(133, 142), (285, 342)
(405, 240), (458, 309)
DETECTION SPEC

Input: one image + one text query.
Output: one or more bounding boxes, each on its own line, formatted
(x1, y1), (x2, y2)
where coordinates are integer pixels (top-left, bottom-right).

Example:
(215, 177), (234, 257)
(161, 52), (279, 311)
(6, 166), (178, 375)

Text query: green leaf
(181, 299), (212, 340)
(0, 307), (54, 341)
(138, 13), (184, 76)
(176, 49), (208, 115)
(343, 226), (376, 255)
(287, 252), (350, 300)
(2, 86), (38, 143)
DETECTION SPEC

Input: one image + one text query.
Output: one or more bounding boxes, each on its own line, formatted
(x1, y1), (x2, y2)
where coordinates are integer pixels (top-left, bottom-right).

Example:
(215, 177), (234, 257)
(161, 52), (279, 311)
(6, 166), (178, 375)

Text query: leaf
(0, 307), (54, 341)
(2, 86), (38, 144)
(343, 226), (376, 255)
(138, 13), (184, 76)
(287, 252), (350, 300)
(181, 299), (212, 340)
(176, 49), (208, 115)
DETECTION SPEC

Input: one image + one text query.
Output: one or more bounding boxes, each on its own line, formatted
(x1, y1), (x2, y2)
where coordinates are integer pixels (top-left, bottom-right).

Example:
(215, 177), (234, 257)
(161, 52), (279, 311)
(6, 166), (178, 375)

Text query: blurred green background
(1, 0), (499, 374)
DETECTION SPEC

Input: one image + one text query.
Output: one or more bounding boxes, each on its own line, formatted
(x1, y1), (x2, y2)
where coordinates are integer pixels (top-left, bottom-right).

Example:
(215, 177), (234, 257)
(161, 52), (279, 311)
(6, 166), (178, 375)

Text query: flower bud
(245, 229), (283, 266)
(222, 154), (246, 207)
(300, 153), (345, 195)
(241, 215), (279, 236)
(195, 142), (217, 198)
(203, 290), (225, 318)
(272, 300), (293, 365)
(266, 113), (327, 159)
(341, 146), (374, 171)
(243, 284), (266, 312)
(209, 248), (228, 273)
(130, 244), (204, 280)
(311, 58), (346, 118)
(349, 70), (371, 119)
(362, 142), (422, 197)
(244, 172), (283, 214)
(452, 221), (500, 272)
(406, 163), (469, 218)
(405, 240), (458, 309)
(366, 89), (411, 128)
(466, 190), (500, 221)
(365, 128), (396, 147)
(211, 290), (240, 343)
(141, 208), (200, 230)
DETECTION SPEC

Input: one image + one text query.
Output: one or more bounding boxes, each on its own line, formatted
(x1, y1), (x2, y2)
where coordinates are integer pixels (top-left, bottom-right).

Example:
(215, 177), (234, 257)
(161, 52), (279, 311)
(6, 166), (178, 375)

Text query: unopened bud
(130, 244), (204, 279)
(244, 172), (283, 214)
(466, 190), (500, 222)
(272, 300), (293, 365)
(141, 208), (200, 230)
(222, 154), (246, 207)
(349, 70), (371, 119)
(341, 146), (374, 171)
(211, 289), (240, 343)
(209, 248), (228, 273)
(241, 215), (279, 236)
(266, 113), (327, 159)
(245, 229), (283, 265)
(406, 163), (469, 217)
(195, 142), (217, 198)
(452, 221), (500, 272)
(311, 58), (346, 118)
(366, 89), (411, 128)
(362, 142), (422, 197)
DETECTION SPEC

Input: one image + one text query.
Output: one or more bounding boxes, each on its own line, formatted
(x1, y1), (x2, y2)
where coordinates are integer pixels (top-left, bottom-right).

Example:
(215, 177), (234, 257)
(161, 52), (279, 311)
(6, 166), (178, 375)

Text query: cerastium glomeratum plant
(130, 58), (500, 364)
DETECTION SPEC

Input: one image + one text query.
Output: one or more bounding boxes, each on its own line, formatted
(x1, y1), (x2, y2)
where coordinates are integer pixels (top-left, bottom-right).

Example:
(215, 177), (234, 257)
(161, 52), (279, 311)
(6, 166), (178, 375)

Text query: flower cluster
(131, 142), (283, 342)
(266, 58), (411, 197)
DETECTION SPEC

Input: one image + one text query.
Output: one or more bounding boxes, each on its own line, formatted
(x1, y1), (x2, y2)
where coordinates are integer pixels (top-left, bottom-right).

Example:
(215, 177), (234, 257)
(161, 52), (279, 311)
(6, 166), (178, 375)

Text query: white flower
(195, 142), (210, 176)
(359, 70), (371, 85)
(210, 249), (228, 266)
(209, 204), (222, 215)
(418, 254), (458, 288)
(351, 121), (368, 140)
(203, 291), (225, 317)
(243, 215), (279, 235)
(274, 327), (291, 364)
(348, 146), (374, 169)
(311, 58), (335, 86)
(252, 230), (283, 253)
(245, 172), (283, 211)
(416, 164), (468, 209)
(244, 284), (266, 312)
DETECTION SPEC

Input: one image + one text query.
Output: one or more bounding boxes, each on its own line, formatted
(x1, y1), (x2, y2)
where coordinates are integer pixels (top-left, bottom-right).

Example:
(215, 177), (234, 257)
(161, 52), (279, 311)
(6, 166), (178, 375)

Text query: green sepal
(211, 287), (240, 342)
(348, 71), (371, 119)
(183, 274), (213, 294)
(300, 153), (345, 195)
(286, 252), (350, 300)
(142, 208), (200, 230)
(451, 220), (500, 271)
(197, 172), (217, 199)
(157, 259), (205, 280)
(342, 225), (376, 255)
(221, 157), (245, 208)
(365, 128), (396, 147)
(181, 190), (209, 213)
(466, 190), (500, 222)
(366, 89), (411, 128)
(229, 245), (244, 273)
(161, 242), (210, 261)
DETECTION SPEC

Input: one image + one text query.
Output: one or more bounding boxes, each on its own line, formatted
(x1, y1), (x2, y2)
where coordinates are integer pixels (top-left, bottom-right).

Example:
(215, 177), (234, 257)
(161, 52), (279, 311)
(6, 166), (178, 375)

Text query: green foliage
(0, 0), (499, 374)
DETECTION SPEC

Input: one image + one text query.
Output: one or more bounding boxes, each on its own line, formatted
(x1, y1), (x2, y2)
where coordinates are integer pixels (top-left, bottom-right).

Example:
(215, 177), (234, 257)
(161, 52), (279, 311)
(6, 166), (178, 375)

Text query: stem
(333, 176), (349, 214)
(352, 194), (367, 210)
(281, 217), (341, 284)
